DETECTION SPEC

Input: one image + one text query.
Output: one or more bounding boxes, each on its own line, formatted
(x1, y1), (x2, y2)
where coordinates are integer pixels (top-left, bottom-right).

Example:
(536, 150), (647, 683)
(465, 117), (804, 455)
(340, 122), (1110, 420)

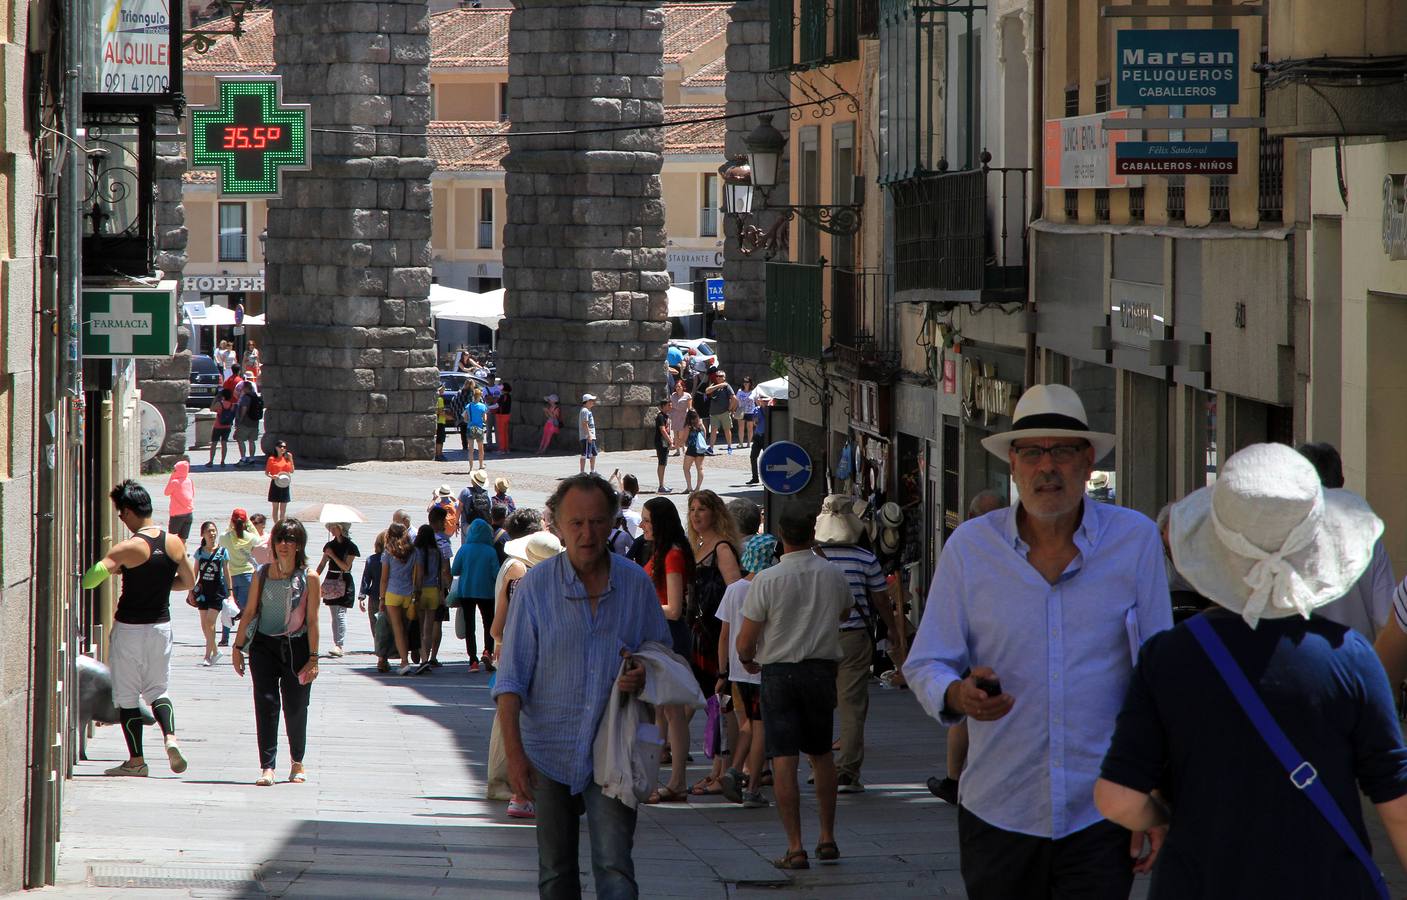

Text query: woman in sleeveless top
(687, 489), (743, 794)
(232, 517), (321, 787)
(187, 521), (231, 666)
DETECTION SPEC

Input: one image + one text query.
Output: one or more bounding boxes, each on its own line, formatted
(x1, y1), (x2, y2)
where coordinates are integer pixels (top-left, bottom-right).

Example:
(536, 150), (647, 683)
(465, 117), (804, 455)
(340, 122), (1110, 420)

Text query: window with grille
(218, 202), (247, 261)
(1129, 187), (1145, 223)
(1257, 73), (1284, 222)
(1209, 175), (1230, 223)
(1167, 175), (1185, 222)
(477, 188), (494, 249)
(700, 173), (719, 237)
(1064, 85), (1079, 117)
(1064, 189), (1078, 221)
(1094, 188), (1110, 223)
(1094, 80), (1110, 113)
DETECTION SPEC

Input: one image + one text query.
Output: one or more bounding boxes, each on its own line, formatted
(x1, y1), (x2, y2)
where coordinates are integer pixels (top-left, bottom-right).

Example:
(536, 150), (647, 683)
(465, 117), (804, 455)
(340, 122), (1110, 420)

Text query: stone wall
(138, 111), (191, 474)
(716, 0), (790, 387)
(264, 0), (439, 461)
(496, 0), (671, 452)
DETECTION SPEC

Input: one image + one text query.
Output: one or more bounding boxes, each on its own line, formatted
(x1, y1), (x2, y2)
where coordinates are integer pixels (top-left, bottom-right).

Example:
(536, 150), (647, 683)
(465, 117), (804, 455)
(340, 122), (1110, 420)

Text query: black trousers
(460, 597), (495, 659)
(958, 806), (1134, 900)
(248, 631), (311, 771)
(749, 430), (768, 481)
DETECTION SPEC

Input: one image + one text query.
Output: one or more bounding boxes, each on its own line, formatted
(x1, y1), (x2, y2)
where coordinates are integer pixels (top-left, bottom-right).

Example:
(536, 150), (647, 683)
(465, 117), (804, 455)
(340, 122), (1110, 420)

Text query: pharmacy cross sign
(189, 76), (310, 198)
(82, 288), (175, 358)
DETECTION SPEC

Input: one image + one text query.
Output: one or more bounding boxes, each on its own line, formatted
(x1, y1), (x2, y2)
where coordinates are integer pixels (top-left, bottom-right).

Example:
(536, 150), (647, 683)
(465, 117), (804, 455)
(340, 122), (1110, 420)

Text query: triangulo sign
(1117, 29), (1239, 106)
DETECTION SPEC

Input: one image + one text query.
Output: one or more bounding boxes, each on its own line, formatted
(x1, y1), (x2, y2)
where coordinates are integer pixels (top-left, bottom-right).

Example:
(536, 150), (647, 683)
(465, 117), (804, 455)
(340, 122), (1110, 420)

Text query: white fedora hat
(815, 494), (866, 544)
(504, 531), (563, 568)
(1169, 442), (1382, 628)
(980, 383), (1116, 460)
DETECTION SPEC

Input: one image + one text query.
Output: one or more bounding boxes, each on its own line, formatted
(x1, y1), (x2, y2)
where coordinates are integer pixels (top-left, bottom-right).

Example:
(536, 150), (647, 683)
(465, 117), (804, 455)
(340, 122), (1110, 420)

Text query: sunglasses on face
(275, 536), (299, 545)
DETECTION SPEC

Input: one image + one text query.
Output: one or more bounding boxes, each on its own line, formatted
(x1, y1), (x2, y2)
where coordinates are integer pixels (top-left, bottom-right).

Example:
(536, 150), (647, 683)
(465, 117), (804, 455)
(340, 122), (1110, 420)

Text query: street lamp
(718, 157), (753, 217)
(744, 115), (787, 195)
(185, 0), (256, 55)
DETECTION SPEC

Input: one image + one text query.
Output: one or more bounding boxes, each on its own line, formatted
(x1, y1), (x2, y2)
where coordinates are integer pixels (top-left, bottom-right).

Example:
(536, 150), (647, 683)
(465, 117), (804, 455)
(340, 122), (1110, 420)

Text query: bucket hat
(979, 383), (1115, 460)
(815, 494), (866, 544)
(504, 531), (563, 567)
(1169, 442), (1382, 628)
(741, 534), (779, 575)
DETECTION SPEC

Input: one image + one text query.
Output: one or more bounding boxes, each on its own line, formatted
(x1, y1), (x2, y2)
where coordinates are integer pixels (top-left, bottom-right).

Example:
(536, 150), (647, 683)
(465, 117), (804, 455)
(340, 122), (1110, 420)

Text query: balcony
(829, 267), (899, 382)
(765, 261), (824, 359)
(891, 159), (1029, 303)
(218, 232), (247, 262)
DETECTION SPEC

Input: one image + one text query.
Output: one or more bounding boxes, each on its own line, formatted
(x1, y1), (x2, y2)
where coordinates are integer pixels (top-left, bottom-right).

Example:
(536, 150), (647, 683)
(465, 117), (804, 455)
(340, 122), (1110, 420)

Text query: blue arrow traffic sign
(758, 440), (813, 495)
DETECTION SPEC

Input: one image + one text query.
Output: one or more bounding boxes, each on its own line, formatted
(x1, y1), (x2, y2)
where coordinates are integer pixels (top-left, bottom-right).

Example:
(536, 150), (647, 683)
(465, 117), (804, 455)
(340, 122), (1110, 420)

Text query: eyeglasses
(274, 536), (299, 545)
(1012, 444), (1087, 464)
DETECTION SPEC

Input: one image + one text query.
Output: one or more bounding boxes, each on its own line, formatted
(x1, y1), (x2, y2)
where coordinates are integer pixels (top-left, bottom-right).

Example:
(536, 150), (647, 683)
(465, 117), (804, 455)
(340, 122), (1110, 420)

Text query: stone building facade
(263, 0), (440, 461)
(496, 0), (671, 452)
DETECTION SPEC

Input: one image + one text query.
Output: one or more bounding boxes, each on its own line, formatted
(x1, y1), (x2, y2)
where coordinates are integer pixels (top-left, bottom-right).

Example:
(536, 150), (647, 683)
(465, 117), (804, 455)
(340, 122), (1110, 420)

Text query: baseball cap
(581, 393), (596, 402)
(231, 507), (249, 523)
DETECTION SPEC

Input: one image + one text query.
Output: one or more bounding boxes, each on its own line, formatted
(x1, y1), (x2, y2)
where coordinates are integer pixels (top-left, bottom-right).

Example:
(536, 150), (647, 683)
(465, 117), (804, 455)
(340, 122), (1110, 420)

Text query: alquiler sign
(1117, 29), (1239, 106)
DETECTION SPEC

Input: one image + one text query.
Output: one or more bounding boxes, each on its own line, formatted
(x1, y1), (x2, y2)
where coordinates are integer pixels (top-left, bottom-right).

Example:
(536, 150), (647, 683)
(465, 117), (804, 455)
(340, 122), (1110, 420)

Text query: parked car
(438, 371), (491, 397)
(668, 338), (718, 373)
(188, 354), (221, 408)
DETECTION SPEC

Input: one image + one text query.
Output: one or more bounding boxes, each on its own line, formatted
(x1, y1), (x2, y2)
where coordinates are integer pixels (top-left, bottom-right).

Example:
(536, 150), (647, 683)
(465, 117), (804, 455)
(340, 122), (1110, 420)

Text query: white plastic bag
(220, 596), (240, 629)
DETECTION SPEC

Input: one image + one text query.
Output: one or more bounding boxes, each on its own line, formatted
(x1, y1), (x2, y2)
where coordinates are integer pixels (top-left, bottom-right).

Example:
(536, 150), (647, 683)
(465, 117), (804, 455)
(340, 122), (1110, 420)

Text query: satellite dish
(139, 401), (167, 463)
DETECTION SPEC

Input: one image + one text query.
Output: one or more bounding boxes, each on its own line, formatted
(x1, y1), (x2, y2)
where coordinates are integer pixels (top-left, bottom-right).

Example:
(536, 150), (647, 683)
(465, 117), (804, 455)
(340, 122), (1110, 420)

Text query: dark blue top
(1101, 609), (1407, 899)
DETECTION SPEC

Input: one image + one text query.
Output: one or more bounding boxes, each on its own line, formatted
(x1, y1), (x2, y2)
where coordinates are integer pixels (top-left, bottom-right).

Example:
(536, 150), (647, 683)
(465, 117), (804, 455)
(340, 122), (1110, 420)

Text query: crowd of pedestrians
(91, 372), (1407, 900)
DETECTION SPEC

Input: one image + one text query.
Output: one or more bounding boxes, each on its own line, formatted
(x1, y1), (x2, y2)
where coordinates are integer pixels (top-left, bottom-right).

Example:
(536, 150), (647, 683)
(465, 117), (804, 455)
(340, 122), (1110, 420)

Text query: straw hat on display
(980, 383), (1115, 460)
(815, 494), (866, 544)
(1168, 442), (1382, 628)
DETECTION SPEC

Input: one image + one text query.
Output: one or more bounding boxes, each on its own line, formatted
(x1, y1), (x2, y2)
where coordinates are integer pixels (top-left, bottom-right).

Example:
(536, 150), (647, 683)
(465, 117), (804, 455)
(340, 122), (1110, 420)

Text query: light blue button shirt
(492, 551), (670, 794)
(904, 499), (1172, 839)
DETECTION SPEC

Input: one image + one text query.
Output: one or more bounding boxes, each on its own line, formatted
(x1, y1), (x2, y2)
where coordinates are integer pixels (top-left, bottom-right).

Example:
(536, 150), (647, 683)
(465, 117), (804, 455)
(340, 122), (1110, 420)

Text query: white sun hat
(814, 494), (866, 544)
(1169, 442), (1382, 628)
(504, 531), (563, 567)
(979, 383), (1116, 460)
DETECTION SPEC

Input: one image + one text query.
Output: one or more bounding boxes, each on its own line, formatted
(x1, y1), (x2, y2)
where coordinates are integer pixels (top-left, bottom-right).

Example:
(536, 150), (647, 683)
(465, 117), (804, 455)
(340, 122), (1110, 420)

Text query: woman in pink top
(164, 459), (195, 542)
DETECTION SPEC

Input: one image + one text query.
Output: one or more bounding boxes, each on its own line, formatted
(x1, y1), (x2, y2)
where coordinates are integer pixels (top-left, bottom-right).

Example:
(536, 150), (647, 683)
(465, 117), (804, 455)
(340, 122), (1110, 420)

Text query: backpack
(247, 393), (264, 421)
(216, 403), (236, 427)
(608, 527), (632, 556)
(468, 487), (492, 525)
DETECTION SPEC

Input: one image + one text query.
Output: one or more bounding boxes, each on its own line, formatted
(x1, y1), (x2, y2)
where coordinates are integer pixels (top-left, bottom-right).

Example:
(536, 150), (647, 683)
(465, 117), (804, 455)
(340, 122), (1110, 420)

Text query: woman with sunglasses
(735, 376), (757, 447)
(265, 440), (295, 523)
(232, 518), (320, 787)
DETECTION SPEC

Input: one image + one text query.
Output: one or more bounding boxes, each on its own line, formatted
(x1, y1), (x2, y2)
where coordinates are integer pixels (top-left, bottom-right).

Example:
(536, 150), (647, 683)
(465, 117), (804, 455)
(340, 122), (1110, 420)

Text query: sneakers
(398, 664), (415, 676)
(720, 767), (747, 804)
(429, 658), (443, 668)
(481, 655), (496, 673)
(658, 486), (672, 493)
(507, 799), (536, 819)
(165, 737), (188, 774)
(468, 660), (480, 673)
(328, 646), (344, 658)
(209, 649), (221, 667)
(104, 761), (149, 777)
(200, 654), (212, 668)
(377, 659), (390, 673)
(745, 479), (759, 486)
(837, 775), (865, 793)
(741, 790), (769, 808)
(927, 776), (959, 805)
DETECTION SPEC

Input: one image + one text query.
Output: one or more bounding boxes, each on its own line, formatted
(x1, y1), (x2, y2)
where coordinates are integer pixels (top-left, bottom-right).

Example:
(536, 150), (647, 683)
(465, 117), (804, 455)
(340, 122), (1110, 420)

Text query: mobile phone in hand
(975, 676), (1002, 698)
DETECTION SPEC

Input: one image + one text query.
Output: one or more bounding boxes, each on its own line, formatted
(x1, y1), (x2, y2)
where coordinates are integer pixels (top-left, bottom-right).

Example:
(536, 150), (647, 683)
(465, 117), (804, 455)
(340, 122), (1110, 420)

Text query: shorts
(655, 445), (670, 466)
(468, 425), (486, 440)
(709, 412), (732, 432)
(194, 592), (226, 612)
(234, 420), (259, 441)
(416, 586), (443, 611)
(268, 482), (291, 503)
(580, 439), (598, 459)
(732, 680), (762, 722)
(436, 422), (449, 443)
(760, 659), (838, 757)
(211, 427), (231, 444)
(110, 621), (174, 708)
(169, 513), (193, 542)
(667, 617), (693, 658)
(384, 590), (419, 621)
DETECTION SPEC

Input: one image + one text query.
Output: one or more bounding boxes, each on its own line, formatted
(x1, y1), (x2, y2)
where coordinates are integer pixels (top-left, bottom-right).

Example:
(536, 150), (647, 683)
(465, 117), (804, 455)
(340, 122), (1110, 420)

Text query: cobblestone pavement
(16, 447), (1407, 897)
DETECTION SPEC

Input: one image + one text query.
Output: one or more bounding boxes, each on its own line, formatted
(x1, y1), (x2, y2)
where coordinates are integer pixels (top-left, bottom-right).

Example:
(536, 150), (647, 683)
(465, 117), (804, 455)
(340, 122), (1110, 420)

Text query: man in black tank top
(84, 480), (196, 777)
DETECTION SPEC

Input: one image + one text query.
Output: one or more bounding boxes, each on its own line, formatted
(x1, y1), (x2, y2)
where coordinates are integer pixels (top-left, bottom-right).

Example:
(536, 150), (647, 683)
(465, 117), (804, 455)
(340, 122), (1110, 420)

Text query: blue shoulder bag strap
(1187, 615), (1389, 899)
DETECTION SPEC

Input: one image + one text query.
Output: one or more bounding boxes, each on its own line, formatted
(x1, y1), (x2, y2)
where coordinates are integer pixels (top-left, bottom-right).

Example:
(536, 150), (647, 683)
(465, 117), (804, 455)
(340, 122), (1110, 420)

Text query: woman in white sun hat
(1095, 442), (1407, 899)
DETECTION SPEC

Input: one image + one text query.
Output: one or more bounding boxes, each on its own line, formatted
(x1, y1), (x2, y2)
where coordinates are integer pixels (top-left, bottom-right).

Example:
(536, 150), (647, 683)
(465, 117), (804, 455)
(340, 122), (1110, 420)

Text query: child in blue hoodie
(451, 518), (501, 672)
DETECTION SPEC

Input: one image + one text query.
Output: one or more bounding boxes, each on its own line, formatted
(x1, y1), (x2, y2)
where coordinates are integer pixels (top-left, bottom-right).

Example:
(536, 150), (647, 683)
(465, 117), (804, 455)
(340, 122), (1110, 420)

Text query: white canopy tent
(431, 285), (504, 330)
(667, 285), (697, 318)
(185, 304), (265, 326)
(752, 375), (790, 401)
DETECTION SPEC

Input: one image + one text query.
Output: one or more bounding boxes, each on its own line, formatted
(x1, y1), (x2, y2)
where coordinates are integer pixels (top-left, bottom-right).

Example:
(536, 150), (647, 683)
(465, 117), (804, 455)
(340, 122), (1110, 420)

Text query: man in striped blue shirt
(493, 474), (669, 899)
(813, 494), (902, 793)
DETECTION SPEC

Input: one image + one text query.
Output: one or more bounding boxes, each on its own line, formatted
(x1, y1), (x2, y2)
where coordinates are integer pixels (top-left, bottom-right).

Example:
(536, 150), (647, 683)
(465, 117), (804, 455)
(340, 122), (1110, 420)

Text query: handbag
(320, 572), (346, 601)
(454, 603), (467, 640)
(1187, 616), (1390, 899)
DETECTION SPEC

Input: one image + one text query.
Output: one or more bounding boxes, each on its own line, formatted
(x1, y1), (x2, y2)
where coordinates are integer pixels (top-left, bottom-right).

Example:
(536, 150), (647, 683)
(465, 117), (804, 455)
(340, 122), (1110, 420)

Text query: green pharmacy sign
(190, 77), (310, 198)
(82, 287), (176, 359)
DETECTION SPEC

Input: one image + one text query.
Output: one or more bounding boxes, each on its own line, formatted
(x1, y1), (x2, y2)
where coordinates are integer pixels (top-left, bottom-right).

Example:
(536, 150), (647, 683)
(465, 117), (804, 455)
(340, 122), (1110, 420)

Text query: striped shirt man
(814, 544), (887, 631)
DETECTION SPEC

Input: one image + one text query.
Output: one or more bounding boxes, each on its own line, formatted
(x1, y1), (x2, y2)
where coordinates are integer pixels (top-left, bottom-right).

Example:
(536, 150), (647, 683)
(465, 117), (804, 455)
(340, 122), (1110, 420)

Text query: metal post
(1024, 0), (1043, 390)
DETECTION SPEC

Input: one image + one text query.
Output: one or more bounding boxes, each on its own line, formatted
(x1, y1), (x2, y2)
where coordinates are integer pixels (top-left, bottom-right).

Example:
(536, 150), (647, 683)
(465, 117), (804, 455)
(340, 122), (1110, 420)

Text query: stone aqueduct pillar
(264, 0), (440, 461)
(496, 0), (671, 452)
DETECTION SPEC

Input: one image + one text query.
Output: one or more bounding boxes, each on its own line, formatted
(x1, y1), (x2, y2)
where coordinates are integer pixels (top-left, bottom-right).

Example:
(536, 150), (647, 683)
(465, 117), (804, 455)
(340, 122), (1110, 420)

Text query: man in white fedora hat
(1095, 442), (1407, 898)
(904, 382), (1173, 898)
(813, 495), (903, 793)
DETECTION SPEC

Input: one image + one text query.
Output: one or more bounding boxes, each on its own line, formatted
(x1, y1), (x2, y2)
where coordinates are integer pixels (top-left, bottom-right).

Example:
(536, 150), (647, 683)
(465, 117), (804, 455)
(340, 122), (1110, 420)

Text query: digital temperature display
(190, 77), (310, 199)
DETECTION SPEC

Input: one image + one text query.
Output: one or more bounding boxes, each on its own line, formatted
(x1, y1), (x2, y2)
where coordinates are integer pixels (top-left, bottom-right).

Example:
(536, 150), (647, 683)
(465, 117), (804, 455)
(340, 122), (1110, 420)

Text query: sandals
(815, 841), (841, 862)
(644, 785), (690, 804)
(289, 766), (308, 784)
(254, 771), (275, 787)
(690, 776), (722, 796)
(773, 849), (809, 870)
